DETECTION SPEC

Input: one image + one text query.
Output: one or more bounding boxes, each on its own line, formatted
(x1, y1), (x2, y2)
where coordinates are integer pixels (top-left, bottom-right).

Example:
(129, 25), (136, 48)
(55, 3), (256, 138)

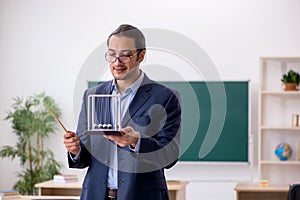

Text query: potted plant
(281, 69), (300, 91)
(0, 92), (62, 195)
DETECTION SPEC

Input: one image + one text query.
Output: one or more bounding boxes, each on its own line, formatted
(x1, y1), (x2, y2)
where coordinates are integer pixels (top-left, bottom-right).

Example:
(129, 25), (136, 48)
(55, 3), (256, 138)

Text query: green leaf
(281, 69), (300, 84)
(1, 92), (63, 195)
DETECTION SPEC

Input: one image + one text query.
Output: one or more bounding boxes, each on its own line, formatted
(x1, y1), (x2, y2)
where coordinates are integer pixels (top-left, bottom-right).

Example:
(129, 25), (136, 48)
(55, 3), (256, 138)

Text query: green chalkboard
(88, 81), (249, 162)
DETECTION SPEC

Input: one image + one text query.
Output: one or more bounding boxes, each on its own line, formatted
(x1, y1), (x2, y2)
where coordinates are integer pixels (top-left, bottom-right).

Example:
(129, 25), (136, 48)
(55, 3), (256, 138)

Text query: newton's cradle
(84, 94), (122, 136)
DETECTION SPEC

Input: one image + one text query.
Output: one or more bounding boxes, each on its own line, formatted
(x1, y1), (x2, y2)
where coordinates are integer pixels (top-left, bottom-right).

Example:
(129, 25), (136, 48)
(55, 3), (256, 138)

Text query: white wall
(1, 0), (300, 199)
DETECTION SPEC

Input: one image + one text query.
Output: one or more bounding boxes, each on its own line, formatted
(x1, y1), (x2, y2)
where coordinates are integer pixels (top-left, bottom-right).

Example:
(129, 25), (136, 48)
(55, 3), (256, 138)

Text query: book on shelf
(0, 190), (21, 200)
(53, 174), (78, 183)
(0, 190), (19, 196)
(0, 195), (22, 200)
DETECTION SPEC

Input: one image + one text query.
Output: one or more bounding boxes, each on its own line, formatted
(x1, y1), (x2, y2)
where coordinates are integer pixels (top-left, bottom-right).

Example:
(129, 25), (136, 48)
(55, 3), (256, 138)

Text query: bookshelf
(258, 57), (300, 183)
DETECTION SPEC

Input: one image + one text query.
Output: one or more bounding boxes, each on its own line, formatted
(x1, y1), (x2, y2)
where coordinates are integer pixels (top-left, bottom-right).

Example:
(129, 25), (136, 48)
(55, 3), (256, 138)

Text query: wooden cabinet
(258, 57), (300, 183)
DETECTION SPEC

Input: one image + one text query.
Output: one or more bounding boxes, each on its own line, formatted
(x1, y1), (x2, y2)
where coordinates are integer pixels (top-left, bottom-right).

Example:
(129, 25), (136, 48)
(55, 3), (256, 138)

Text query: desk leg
(236, 191), (239, 200)
(168, 188), (186, 200)
(37, 187), (42, 196)
(176, 188), (186, 200)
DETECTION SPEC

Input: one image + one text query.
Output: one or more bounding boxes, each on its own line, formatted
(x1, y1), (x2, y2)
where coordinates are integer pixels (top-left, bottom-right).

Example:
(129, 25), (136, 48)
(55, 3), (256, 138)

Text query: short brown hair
(107, 24), (146, 51)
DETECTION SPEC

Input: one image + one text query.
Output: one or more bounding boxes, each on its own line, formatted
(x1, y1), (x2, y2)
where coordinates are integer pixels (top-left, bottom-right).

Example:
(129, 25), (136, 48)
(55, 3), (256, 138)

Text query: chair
(288, 184), (300, 200)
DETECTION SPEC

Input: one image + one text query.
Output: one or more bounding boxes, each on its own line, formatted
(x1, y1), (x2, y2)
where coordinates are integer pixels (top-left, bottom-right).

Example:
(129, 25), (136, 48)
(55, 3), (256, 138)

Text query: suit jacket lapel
(122, 78), (152, 127)
(95, 80), (113, 94)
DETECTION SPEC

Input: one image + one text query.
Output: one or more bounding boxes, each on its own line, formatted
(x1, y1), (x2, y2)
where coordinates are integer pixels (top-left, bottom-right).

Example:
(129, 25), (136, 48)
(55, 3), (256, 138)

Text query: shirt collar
(111, 70), (144, 94)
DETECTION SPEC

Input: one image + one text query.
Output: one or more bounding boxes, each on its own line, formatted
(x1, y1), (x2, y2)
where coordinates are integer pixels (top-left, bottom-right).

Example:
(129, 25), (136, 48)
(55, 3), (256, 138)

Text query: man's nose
(113, 57), (124, 65)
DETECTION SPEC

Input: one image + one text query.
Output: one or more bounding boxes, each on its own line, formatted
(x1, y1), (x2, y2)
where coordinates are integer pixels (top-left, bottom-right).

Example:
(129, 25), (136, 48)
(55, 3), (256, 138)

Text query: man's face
(107, 35), (144, 81)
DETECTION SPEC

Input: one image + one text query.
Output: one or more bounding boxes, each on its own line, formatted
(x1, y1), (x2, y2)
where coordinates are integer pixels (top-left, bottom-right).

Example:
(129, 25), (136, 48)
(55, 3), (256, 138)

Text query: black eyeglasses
(105, 50), (138, 63)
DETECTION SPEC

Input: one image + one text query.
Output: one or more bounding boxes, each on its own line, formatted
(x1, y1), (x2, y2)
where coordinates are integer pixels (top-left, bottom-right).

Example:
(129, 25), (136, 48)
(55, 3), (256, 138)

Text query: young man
(63, 24), (181, 200)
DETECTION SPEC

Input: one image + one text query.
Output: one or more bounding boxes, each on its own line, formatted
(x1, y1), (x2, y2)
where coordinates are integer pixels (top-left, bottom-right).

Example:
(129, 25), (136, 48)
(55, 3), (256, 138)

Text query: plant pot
(284, 83), (298, 91)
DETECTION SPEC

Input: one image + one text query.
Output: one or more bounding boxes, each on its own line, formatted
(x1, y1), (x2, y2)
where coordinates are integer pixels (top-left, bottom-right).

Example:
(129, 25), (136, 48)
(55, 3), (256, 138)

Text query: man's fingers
(120, 127), (134, 136)
(64, 131), (76, 139)
(65, 131), (74, 138)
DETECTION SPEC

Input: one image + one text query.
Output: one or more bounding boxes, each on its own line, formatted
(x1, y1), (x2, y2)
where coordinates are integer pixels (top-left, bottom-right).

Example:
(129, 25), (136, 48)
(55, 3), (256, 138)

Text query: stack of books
(53, 174), (78, 183)
(0, 190), (21, 200)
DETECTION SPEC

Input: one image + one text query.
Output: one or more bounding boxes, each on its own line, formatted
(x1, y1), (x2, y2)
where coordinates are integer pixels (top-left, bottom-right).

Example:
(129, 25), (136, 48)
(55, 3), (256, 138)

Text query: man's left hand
(104, 126), (139, 147)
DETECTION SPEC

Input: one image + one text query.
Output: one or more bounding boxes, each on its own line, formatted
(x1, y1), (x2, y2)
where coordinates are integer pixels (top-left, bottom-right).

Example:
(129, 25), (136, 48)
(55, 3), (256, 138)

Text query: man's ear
(137, 50), (146, 62)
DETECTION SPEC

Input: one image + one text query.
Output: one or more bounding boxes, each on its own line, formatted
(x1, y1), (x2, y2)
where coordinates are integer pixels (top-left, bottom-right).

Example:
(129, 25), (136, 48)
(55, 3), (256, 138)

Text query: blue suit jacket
(68, 74), (181, 200)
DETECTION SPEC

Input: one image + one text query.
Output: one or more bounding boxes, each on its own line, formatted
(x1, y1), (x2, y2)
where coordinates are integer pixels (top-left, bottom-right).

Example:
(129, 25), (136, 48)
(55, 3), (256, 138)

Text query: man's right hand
(63, 131), (80, 156)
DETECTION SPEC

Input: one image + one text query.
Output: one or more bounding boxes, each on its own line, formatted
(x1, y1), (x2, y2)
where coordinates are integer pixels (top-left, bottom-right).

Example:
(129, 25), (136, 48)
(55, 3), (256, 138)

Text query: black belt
(106, 188), (117, 199)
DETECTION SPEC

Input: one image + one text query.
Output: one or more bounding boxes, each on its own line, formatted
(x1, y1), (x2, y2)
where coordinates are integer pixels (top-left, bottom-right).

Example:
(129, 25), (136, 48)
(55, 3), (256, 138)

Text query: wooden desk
(35, 181), (82, 196)
(234, 183), (289, 200)
(35, 180), (188, 200)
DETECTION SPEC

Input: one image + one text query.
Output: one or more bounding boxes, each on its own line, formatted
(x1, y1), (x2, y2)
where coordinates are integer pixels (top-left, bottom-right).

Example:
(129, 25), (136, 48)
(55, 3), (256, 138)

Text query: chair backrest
(288, 184), (300, 200)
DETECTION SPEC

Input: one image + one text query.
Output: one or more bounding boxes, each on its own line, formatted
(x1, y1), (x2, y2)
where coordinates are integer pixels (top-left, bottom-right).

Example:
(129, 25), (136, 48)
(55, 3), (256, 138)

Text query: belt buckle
(107, 188), (117, 198)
